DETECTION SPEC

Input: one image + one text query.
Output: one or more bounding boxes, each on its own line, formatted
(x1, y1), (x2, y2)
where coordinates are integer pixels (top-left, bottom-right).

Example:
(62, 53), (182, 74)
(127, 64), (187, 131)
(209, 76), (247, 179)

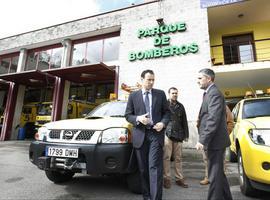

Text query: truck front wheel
(45, 170), (74, 183)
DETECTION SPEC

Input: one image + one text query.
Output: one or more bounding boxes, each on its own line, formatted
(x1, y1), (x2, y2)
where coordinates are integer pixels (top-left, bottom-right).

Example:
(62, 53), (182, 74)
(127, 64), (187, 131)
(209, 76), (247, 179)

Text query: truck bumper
(29, 141), (135, 175)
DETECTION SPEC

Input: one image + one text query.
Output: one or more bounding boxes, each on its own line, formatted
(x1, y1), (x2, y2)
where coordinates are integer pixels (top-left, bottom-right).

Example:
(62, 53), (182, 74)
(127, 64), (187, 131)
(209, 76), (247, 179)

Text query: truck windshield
(243, 99), (270, 119)
(37, 104), (52, 116)
(86, 101), (127, 118)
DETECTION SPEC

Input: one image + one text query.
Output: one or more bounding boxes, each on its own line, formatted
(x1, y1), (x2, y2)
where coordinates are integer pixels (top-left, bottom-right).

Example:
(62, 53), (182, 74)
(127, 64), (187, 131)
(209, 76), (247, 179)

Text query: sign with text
(128, 21), (199, 62)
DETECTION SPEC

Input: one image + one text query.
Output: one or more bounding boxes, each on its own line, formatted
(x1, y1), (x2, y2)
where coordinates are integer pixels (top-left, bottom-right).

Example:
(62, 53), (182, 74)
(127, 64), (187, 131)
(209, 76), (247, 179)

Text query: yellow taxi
(229, 95), (270, 196)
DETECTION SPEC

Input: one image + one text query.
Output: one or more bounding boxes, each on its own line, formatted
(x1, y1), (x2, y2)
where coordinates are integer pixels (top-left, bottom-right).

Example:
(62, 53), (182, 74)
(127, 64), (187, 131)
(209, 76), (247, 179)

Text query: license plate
(46, 146), (79, 158)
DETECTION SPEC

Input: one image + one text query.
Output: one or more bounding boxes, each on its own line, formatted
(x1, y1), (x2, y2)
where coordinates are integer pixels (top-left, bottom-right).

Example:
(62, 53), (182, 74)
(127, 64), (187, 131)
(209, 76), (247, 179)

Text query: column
(51, 39), (72, 121)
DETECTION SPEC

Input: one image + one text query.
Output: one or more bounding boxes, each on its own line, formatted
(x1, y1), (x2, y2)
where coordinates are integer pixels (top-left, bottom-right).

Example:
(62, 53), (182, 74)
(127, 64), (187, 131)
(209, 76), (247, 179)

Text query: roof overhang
(208, 0), (270, 33)
(45, 62), (115, 83)
(0, 70), (55, 87)
(0, 80), (9, 90)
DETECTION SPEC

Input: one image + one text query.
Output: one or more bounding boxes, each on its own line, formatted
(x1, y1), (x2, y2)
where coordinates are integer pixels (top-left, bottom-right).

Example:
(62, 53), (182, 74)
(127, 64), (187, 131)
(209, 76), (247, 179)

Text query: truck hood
(244, 117), (270, 129)
(44, 117), (129, 130)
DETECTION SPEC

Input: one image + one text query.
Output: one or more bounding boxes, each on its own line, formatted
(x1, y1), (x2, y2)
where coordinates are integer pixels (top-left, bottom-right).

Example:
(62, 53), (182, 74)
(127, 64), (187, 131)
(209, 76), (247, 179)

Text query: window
(232, 102), (240, 121)
(50, 47), (62, 69)
(0, 58), (10, 74)
(72, 43), (86, 65)
(222, 34), (256, 64)
(0, 54), (19, 74)
(97, 83), (114, 99)
(38, 50), (50, 70)
(103, 37), (120, 62)
(243, 99), (270, 119)
(88, 101), (127, 118)
(10, 56), (19, 73)
(26, 52), (38, 70)
(25, 46), (63, 71)
(71, 34), (120, 66)
(86, 40), (102, 63)
(72, 40), (103, 65)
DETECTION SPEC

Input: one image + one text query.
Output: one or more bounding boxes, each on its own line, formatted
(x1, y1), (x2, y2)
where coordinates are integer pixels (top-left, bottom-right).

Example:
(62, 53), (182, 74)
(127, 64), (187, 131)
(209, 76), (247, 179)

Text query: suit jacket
(125, 88), (170, 148)
(198, 84), (231, 150)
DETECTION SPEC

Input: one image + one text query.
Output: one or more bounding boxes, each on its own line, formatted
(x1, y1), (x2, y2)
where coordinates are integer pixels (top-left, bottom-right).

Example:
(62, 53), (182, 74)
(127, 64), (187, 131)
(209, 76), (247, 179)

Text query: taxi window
(243, 99), (270, 119)
(232, 103), (240, 120)
(87, 102), (127, 117)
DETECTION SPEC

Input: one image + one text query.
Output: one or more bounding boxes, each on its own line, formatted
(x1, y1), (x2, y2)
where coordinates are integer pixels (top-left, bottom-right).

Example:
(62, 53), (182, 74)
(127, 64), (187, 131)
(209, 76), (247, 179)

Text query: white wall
(118, 0), (211, 147)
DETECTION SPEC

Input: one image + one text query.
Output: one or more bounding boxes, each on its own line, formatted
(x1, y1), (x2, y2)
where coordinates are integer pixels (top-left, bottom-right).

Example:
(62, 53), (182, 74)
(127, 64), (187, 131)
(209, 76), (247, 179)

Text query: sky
(0, 0), (144, 39)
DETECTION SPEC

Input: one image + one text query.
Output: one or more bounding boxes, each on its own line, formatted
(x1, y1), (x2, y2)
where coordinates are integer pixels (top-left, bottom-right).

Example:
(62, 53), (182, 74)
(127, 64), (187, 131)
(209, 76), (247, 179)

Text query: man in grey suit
(125, 69), (170, 200)
(196, 68), (233, 200)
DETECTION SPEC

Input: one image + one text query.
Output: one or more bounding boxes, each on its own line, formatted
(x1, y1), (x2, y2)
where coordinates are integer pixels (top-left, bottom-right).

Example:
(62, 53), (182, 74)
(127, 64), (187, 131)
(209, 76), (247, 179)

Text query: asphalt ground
(0, 140), (269, 200)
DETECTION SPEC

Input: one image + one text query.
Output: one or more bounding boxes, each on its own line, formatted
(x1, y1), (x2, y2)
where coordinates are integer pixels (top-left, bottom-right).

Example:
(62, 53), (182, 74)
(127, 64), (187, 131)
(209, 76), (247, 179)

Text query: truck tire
(238, 149), (258, 197)
(45, 170), (74, 183)
(126, 171), (142, 194)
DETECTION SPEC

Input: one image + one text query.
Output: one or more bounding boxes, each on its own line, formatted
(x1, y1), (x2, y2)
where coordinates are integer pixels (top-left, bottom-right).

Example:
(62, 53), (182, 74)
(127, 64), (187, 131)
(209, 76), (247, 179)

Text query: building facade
(0, 0), (269, 147)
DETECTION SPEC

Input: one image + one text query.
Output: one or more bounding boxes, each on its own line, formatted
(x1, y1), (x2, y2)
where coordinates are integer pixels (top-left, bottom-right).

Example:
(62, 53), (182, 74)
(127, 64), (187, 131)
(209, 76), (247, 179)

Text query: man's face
(141, 72), (155, 90)
(197, 73), (211, 90)
(169, 89), (178, 101)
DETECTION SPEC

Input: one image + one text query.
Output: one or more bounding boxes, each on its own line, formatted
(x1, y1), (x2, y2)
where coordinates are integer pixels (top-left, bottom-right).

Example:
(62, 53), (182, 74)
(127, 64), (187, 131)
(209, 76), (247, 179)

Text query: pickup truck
(29, 101), (140, 193)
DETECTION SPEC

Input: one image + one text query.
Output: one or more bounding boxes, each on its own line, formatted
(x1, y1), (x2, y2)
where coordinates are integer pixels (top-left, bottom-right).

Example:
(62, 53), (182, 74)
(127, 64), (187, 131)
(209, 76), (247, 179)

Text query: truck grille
(49, 130), (61, 139)
(48, 129), (95, 141)
(76, 130), (95, 140)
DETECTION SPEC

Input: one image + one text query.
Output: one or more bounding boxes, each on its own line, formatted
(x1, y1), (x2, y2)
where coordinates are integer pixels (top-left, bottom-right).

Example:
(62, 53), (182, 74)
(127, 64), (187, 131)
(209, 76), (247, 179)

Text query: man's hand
(137, 113), (150, 125)
(153, 122), (164, 132)
(195, 142), (204, 150)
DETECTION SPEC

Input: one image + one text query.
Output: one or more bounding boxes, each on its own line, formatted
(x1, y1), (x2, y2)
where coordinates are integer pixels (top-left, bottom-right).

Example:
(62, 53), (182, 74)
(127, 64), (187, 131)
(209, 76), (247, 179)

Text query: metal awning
(0, 70), (55, 87)
(45, 62), (115, 83)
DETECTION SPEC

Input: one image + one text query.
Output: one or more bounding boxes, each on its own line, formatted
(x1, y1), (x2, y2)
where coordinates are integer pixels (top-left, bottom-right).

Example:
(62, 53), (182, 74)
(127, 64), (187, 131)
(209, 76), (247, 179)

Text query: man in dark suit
(196, 68), (233, 200)
(125, 69), (170, 200)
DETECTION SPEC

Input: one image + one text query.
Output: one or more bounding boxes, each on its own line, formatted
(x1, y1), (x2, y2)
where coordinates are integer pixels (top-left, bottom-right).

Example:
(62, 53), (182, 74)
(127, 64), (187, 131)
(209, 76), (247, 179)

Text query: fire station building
(0, 0), (269, 147)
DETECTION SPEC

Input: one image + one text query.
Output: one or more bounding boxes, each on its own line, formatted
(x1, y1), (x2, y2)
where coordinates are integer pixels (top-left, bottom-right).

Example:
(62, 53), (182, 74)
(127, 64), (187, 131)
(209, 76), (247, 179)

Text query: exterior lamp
(156, 18), (164, 26)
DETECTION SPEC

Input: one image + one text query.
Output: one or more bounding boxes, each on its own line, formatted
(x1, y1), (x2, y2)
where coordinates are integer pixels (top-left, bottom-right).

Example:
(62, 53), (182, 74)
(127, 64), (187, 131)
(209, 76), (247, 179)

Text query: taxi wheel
(238, 149), (257, 196)
(45, 170), (75, 183)
(126, 171), (142, 194)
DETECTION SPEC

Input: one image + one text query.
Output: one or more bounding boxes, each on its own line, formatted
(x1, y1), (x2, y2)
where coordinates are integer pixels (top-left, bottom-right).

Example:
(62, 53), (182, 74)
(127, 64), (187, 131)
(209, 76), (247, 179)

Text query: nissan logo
(64, 131), (74, 137)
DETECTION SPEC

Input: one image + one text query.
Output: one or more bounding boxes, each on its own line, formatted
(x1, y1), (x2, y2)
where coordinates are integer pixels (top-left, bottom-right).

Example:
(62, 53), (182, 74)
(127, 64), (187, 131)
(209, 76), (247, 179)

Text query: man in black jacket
(163, 87), (189, 189)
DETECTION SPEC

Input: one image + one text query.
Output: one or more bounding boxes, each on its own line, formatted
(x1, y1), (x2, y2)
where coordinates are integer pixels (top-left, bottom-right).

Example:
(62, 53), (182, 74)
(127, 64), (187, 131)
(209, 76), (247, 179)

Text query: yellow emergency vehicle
(0, 102), (39, 138)
(35, 100), (98, 128)
(229, 93), (270, 196)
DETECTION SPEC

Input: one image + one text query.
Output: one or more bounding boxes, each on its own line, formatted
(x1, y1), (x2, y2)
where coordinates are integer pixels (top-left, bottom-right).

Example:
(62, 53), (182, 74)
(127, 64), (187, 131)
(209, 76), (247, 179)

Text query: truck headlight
(248, 129), (270, 146)
(101, 128), (128, 143)
(35, 126), (49, 141)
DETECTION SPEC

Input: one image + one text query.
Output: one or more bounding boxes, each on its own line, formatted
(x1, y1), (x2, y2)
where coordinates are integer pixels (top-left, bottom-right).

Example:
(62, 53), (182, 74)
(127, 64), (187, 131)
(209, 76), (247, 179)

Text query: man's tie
(144, 91), (153, 127)
(145, 91), (150, 115)
(203, 92), (206, 101)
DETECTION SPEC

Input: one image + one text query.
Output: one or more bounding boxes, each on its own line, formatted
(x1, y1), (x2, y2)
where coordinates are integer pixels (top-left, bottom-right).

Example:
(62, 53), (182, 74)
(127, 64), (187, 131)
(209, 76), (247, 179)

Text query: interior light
(29, 79), (41, 83)
(80, 73), (96, 78)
